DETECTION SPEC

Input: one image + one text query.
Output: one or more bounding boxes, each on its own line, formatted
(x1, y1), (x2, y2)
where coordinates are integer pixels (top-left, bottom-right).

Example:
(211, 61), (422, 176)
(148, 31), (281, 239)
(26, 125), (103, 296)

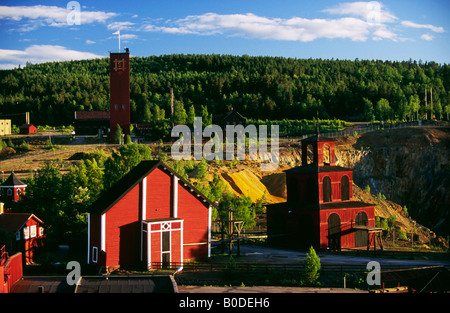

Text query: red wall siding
(171, 229), (182, 263)
(151, 232), (161, 264)
(23, 218), (44, 264)
(319, 207), (375, 250)
(177, 182), (209, 261)
(2, 252), (23, 293)
(318, 171), (353, 203)
(105, 184), (140, 267)
(146, 168), (172, 219)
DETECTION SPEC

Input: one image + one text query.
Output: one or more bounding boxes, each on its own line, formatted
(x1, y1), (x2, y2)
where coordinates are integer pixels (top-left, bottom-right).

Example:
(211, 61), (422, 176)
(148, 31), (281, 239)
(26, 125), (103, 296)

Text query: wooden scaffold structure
(219, 207), (245, 256)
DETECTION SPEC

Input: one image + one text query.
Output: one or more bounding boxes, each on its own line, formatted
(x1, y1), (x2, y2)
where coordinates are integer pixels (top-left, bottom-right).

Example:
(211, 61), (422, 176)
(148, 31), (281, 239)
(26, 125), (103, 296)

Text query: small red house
(267, 135), (378, 251)
(0, 172), (27, 202)
(19, 124), (37, 134)
(87, 160), (214, 271)
(0, 212), (45, 264)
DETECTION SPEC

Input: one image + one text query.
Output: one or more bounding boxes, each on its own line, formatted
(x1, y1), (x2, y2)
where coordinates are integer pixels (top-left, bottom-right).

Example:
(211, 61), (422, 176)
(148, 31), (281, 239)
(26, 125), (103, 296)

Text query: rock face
(335, 126), (450, 237)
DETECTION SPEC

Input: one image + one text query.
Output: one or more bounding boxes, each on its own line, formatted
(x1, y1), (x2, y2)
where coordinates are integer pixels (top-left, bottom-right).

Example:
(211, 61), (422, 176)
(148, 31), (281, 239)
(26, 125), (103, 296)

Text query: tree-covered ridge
(0, 54), (449, 126)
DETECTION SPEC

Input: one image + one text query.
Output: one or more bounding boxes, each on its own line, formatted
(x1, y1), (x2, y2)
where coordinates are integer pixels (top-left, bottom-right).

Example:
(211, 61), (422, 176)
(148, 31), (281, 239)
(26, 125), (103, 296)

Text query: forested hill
(0, 54), (449, 126)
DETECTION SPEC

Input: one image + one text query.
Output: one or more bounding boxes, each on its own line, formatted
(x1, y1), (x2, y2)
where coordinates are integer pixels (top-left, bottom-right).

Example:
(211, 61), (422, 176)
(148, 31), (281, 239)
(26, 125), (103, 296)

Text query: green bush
(301, 246), (321, 286)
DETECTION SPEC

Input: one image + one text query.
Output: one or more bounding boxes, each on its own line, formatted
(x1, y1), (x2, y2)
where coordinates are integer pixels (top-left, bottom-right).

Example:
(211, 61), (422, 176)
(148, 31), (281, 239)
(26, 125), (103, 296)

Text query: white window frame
(23, 226), (29, 240)
(30, 225), (36, 238)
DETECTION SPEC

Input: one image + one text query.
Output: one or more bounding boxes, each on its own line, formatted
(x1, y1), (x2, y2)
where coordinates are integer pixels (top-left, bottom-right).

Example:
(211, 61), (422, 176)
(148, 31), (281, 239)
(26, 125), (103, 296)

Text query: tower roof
(1, 172), (27, 187)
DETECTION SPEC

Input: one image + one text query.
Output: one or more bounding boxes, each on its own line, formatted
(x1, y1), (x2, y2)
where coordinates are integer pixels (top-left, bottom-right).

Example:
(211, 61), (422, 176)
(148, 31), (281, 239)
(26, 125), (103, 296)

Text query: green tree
(114, 124), (123, 144)
(201, 105), (212, 126)
(375, 98), (391, 121)
(219, 193), (256, 230)
(172, 100), (187, 124)
(195, 157), (208, 180)
(187, 104), (196, 124)
(408, 95), (420, 121)
(362, 97), (374, 121)
(103, 143), (152, 189)
(302, 246), (321, 286)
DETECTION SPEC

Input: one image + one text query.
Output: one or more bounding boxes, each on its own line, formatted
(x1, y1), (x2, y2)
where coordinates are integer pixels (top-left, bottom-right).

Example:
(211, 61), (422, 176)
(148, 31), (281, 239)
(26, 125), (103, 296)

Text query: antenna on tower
(316, 108), (320, 135)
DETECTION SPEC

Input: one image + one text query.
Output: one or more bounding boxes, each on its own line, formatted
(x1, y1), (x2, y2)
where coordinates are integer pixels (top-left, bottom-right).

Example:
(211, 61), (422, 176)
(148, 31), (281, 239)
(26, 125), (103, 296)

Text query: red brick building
(109, 49), (131, 142)
(267, 135), (378, 251)
(87, 161), (214, 271)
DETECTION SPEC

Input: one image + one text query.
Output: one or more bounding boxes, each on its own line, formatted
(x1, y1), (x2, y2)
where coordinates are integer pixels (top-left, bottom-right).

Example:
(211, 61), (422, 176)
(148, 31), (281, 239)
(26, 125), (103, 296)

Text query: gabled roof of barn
(88, 160), (216, 215)
(0, 213), (44, 234)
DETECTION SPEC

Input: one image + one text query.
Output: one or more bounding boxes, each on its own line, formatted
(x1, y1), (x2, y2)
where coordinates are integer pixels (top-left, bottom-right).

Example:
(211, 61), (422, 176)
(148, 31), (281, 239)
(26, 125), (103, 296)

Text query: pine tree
(114, 124), (123, 144)
(302, 246), (321, 286)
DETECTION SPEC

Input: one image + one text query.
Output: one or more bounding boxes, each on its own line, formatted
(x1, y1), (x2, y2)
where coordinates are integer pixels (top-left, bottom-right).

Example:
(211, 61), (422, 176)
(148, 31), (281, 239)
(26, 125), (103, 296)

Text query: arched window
(328, 213), (341, 251)
(341, 175), (350, 201)
(355, 211), (369, 247)
(323, 176), (331, 202)
(7, 188), (12, 196)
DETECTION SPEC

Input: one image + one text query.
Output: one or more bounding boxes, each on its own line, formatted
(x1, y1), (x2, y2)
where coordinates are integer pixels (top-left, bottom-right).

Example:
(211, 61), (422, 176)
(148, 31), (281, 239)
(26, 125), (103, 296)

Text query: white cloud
(324, 1), (397, 23)
(143, 12), (389, 42)
(0, 5), (116, 31)
(401, 20), (445, 33)
(107, 21), (136, 31)
(421, 34), (434, 41)
(0, 45), (103, 67)
(85, 40), (96, 44)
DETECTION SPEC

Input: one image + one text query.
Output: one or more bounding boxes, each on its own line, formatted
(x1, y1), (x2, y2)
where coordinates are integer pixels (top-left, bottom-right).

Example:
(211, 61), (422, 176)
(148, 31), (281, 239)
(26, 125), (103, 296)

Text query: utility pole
(425, 88), (428, 120)
(430, 88), (433, 120)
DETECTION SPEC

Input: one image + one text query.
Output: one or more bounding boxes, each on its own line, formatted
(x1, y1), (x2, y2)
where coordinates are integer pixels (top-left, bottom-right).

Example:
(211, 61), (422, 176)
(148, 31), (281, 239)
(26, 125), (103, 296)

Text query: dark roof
(75, 111), (110, 120)
(0, 213), (43, 234)
(10, 275), (178, 293)
(1, 172), (26, 187)
(380, 266), (450, 292)
(10, 277), (75, 293)
(19, 124), (36, 129)
(267, 200), (374, 210)
(285, 165), (352, 174)
(302, 135), (335, 142)
(213, 109), (246, 124)
(88, 160), (215, 215)
(76, 275), (177, 293)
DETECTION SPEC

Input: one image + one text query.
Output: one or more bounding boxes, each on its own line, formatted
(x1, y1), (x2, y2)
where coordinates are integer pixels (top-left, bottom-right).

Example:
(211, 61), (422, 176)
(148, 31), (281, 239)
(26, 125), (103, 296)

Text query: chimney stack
(170, 88), (174, 116)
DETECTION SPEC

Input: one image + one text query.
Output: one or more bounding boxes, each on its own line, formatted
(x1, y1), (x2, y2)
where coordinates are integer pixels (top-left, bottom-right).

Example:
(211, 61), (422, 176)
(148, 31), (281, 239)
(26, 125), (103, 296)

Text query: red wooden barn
(87, 160), (214, 271)
(0, 211), (45, 264)
(267, 135), (379, 251)
(19, 124), (37, 134)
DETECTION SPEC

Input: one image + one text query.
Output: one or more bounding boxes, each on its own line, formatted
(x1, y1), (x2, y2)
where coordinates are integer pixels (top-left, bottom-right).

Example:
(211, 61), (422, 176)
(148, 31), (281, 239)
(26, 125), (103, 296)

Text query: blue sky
(0, 0), (449, 69)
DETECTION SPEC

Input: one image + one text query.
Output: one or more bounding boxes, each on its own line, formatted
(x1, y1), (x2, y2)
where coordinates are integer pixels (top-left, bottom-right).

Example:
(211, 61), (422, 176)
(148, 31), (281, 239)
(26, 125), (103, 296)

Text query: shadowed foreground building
(267, 135), (381, 251)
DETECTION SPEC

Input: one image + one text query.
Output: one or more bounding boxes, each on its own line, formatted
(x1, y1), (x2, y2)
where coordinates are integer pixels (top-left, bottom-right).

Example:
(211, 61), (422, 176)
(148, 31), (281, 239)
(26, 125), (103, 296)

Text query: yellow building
(0, 120), (11, 136)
